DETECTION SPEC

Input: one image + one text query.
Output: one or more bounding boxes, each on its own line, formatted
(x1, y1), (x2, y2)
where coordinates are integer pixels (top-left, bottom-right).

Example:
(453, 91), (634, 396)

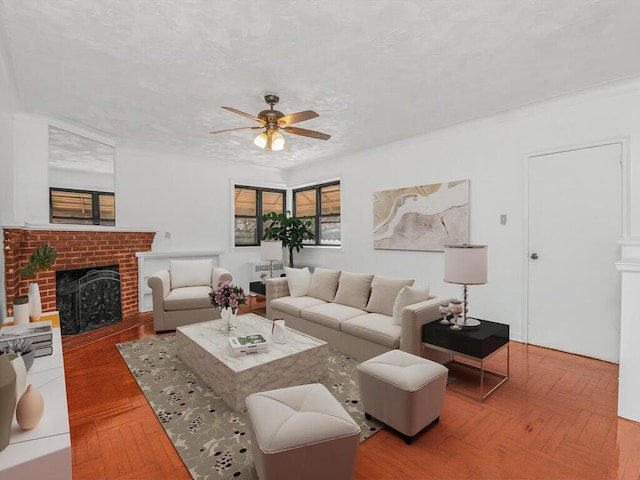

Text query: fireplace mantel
(1, 222), (156, 233)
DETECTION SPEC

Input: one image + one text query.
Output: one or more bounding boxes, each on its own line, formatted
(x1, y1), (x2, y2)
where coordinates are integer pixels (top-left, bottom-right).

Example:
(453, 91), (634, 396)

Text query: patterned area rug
(116, 334), (384, 480)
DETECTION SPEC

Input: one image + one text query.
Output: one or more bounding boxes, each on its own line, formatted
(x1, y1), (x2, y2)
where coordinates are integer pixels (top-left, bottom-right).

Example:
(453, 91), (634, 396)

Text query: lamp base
(463, 318), (481, 327)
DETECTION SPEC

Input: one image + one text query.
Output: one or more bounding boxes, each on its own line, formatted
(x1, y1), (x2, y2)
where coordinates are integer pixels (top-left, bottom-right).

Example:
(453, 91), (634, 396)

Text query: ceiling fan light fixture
(212, 94), (330, 150)
(254, 132), (268, 149)
(271, 131), (285, 151)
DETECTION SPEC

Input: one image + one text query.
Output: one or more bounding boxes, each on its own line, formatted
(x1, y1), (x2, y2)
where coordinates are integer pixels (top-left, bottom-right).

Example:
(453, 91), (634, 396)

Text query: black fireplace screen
(56, 265), (122, 335)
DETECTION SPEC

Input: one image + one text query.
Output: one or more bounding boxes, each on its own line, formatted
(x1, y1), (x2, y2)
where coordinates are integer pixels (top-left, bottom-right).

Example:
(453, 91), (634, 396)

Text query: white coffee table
(176, 313), (329, 411)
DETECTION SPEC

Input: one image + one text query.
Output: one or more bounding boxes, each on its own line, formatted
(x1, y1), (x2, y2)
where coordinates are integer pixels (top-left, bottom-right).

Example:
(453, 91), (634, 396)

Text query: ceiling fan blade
(210, 126), (262, 134)
(284, 126), (331, 141)
(279, 110), (319, 126)
(221, 106), (265, 124)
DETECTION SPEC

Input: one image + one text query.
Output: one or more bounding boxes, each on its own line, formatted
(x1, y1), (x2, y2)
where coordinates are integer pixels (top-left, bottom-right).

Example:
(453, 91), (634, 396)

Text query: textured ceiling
(2, 0), (640, 169)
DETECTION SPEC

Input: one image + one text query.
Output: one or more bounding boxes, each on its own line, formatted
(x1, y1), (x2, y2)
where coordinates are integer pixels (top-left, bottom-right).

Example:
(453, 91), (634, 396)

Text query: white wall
(115, 146), (286, 289)
(285, 77), (640, 343)
(11, 114), (49, 223)
(0, 20), (16, 223)
(0, 36), (16, 321)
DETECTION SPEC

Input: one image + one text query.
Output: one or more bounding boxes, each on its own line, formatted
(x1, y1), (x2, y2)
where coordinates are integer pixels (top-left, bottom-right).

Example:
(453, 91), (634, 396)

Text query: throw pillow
(392, 285), (431, 326)
(333, 271), (374, 310)
(170, 259), (213, 289)
(307, 268), (341, 302)
(284, 267), (312, 297)
(365, 276), (415, 316)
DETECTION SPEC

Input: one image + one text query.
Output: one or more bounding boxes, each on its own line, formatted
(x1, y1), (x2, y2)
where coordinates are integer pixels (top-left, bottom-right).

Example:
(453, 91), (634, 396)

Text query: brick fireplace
(3, 228), (155, 319)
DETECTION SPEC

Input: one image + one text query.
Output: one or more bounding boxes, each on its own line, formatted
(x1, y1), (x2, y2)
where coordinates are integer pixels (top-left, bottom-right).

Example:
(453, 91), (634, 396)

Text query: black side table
(249, 281), (266, 296)
(422, 318), (509, 401)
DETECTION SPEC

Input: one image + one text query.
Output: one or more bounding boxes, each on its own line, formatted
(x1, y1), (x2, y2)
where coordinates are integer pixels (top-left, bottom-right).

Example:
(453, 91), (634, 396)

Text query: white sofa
(266, 268), (452, 361)
(147, 259), (233, 332)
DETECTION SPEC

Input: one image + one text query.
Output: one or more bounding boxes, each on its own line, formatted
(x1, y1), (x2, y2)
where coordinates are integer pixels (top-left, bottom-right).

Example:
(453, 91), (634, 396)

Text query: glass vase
(220, 307), (237, 332)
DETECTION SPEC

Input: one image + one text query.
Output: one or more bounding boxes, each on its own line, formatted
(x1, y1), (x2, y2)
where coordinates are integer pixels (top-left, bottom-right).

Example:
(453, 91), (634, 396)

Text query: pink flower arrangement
(209, 281), (247, 313)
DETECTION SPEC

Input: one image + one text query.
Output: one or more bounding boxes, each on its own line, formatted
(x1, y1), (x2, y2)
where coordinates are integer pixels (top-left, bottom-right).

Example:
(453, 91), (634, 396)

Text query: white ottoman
(246, 383), (360, 480)
(357, 349), (448, 444)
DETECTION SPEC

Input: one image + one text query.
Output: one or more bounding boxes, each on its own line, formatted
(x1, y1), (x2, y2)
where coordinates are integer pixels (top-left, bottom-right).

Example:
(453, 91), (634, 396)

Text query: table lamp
(260, 240), (282, 278)
(444, 244), (487, 328)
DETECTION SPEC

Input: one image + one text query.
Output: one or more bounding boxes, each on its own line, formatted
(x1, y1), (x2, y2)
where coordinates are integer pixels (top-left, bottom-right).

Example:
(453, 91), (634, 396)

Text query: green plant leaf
(20, 244), (58, 279)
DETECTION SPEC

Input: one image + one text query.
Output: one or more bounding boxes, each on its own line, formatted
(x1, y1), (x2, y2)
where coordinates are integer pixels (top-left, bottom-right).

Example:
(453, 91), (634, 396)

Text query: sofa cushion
(270, 296), (327, 317)
(392, 285), (431, 325)
(170, 259), (212, 289)
(307, 268), (341, 302)
(365, 276), (415, 316)
(284, 267), (312, 297)
(341, 313), (401, 349)
(164, 286), (213, 311)
(301, 303), (368, 330)
(333, 272), (374, 310)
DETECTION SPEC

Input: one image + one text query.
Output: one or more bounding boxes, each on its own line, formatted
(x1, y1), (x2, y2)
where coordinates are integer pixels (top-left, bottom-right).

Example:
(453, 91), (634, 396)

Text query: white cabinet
(0, 328), (71, 480)
(136, 251), (223, 312)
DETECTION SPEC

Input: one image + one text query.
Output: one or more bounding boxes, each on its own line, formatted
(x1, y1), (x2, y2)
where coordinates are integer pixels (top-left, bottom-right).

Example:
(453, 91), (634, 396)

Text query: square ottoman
(246, 383), (360, 480)
(357, 349), (448, 444)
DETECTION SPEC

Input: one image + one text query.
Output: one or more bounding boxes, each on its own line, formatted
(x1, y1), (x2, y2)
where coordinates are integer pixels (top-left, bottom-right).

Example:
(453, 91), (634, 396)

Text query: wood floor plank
(64, 311), (640, 480)
(72, 457), (107, 479)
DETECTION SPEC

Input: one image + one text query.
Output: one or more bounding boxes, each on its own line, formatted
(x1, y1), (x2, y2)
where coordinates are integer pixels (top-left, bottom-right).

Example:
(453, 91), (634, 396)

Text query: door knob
(530, 253), (539, 260)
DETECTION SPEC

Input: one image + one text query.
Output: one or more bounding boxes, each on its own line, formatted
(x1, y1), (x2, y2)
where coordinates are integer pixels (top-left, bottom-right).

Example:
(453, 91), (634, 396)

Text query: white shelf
(0, 328), (71, 479)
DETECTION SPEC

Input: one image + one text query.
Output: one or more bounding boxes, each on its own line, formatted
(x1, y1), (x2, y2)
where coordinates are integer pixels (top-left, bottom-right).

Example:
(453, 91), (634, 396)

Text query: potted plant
(209, 281), (247, 332)
(19, 244), (57, 322)
(262, 211), (315, 268)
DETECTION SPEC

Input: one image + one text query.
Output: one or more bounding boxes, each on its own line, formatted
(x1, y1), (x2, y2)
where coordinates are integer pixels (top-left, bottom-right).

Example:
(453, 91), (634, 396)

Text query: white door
(527, 142), (622, 363)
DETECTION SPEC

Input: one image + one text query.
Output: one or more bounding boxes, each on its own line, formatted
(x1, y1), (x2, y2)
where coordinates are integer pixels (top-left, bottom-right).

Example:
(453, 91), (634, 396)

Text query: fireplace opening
(56, 265), (122, 335)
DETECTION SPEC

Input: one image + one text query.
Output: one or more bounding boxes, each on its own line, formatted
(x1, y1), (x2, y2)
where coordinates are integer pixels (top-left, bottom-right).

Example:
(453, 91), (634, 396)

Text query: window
(50, 188), (115, 226)
(294, 181), (341, 246)
(234, 185), (285, 246)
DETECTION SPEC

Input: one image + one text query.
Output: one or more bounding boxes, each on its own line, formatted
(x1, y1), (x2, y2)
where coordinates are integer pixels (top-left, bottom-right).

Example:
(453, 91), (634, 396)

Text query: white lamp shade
(254, 132), (268, 149)
(260, 240), (283, 261)
(271, 131), (285, 151)
(444, 244), (488, 285)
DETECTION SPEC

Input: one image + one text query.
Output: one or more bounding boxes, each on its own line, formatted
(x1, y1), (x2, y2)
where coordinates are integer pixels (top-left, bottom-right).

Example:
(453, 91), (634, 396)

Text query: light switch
(164, 231), (172, 239)
(500, 214), (507, 225)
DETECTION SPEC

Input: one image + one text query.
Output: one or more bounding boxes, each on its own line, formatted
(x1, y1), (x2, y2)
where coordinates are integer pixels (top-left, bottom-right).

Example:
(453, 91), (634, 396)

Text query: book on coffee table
(228, 334), (269, 356)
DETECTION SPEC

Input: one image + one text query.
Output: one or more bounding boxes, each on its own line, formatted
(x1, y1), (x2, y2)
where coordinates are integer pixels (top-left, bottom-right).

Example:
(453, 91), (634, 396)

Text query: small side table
(249, 281), (267, 312)
(422, 318), (509, 401)
(249, 281), (266, 296)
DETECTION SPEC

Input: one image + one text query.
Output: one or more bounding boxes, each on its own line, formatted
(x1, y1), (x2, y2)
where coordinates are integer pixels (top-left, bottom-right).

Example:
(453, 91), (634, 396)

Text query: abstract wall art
(373, 179), (470, 251)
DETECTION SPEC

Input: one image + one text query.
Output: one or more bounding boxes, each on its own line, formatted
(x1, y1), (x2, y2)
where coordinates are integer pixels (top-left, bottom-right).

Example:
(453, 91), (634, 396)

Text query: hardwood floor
(64, 310), (640, 479)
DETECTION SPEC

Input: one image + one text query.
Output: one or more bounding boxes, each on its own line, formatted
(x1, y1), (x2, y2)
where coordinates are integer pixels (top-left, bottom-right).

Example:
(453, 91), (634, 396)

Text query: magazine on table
(228, 334), (269, 356)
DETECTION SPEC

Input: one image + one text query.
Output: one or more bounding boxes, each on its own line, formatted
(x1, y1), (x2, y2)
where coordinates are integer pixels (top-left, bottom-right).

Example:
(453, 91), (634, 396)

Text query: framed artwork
(373, 179), (470, 252)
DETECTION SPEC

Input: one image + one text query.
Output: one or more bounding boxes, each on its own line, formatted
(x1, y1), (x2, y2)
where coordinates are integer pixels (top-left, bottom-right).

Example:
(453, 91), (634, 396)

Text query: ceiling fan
(210, 94), (331, 151)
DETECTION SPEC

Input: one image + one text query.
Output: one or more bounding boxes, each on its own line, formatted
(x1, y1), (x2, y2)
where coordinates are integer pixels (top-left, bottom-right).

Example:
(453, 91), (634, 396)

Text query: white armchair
(147, 259), (232, 332)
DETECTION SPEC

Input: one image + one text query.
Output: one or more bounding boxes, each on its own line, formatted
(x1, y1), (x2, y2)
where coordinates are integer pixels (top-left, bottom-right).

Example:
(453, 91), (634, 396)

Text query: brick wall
(3, 228), (155, 318)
